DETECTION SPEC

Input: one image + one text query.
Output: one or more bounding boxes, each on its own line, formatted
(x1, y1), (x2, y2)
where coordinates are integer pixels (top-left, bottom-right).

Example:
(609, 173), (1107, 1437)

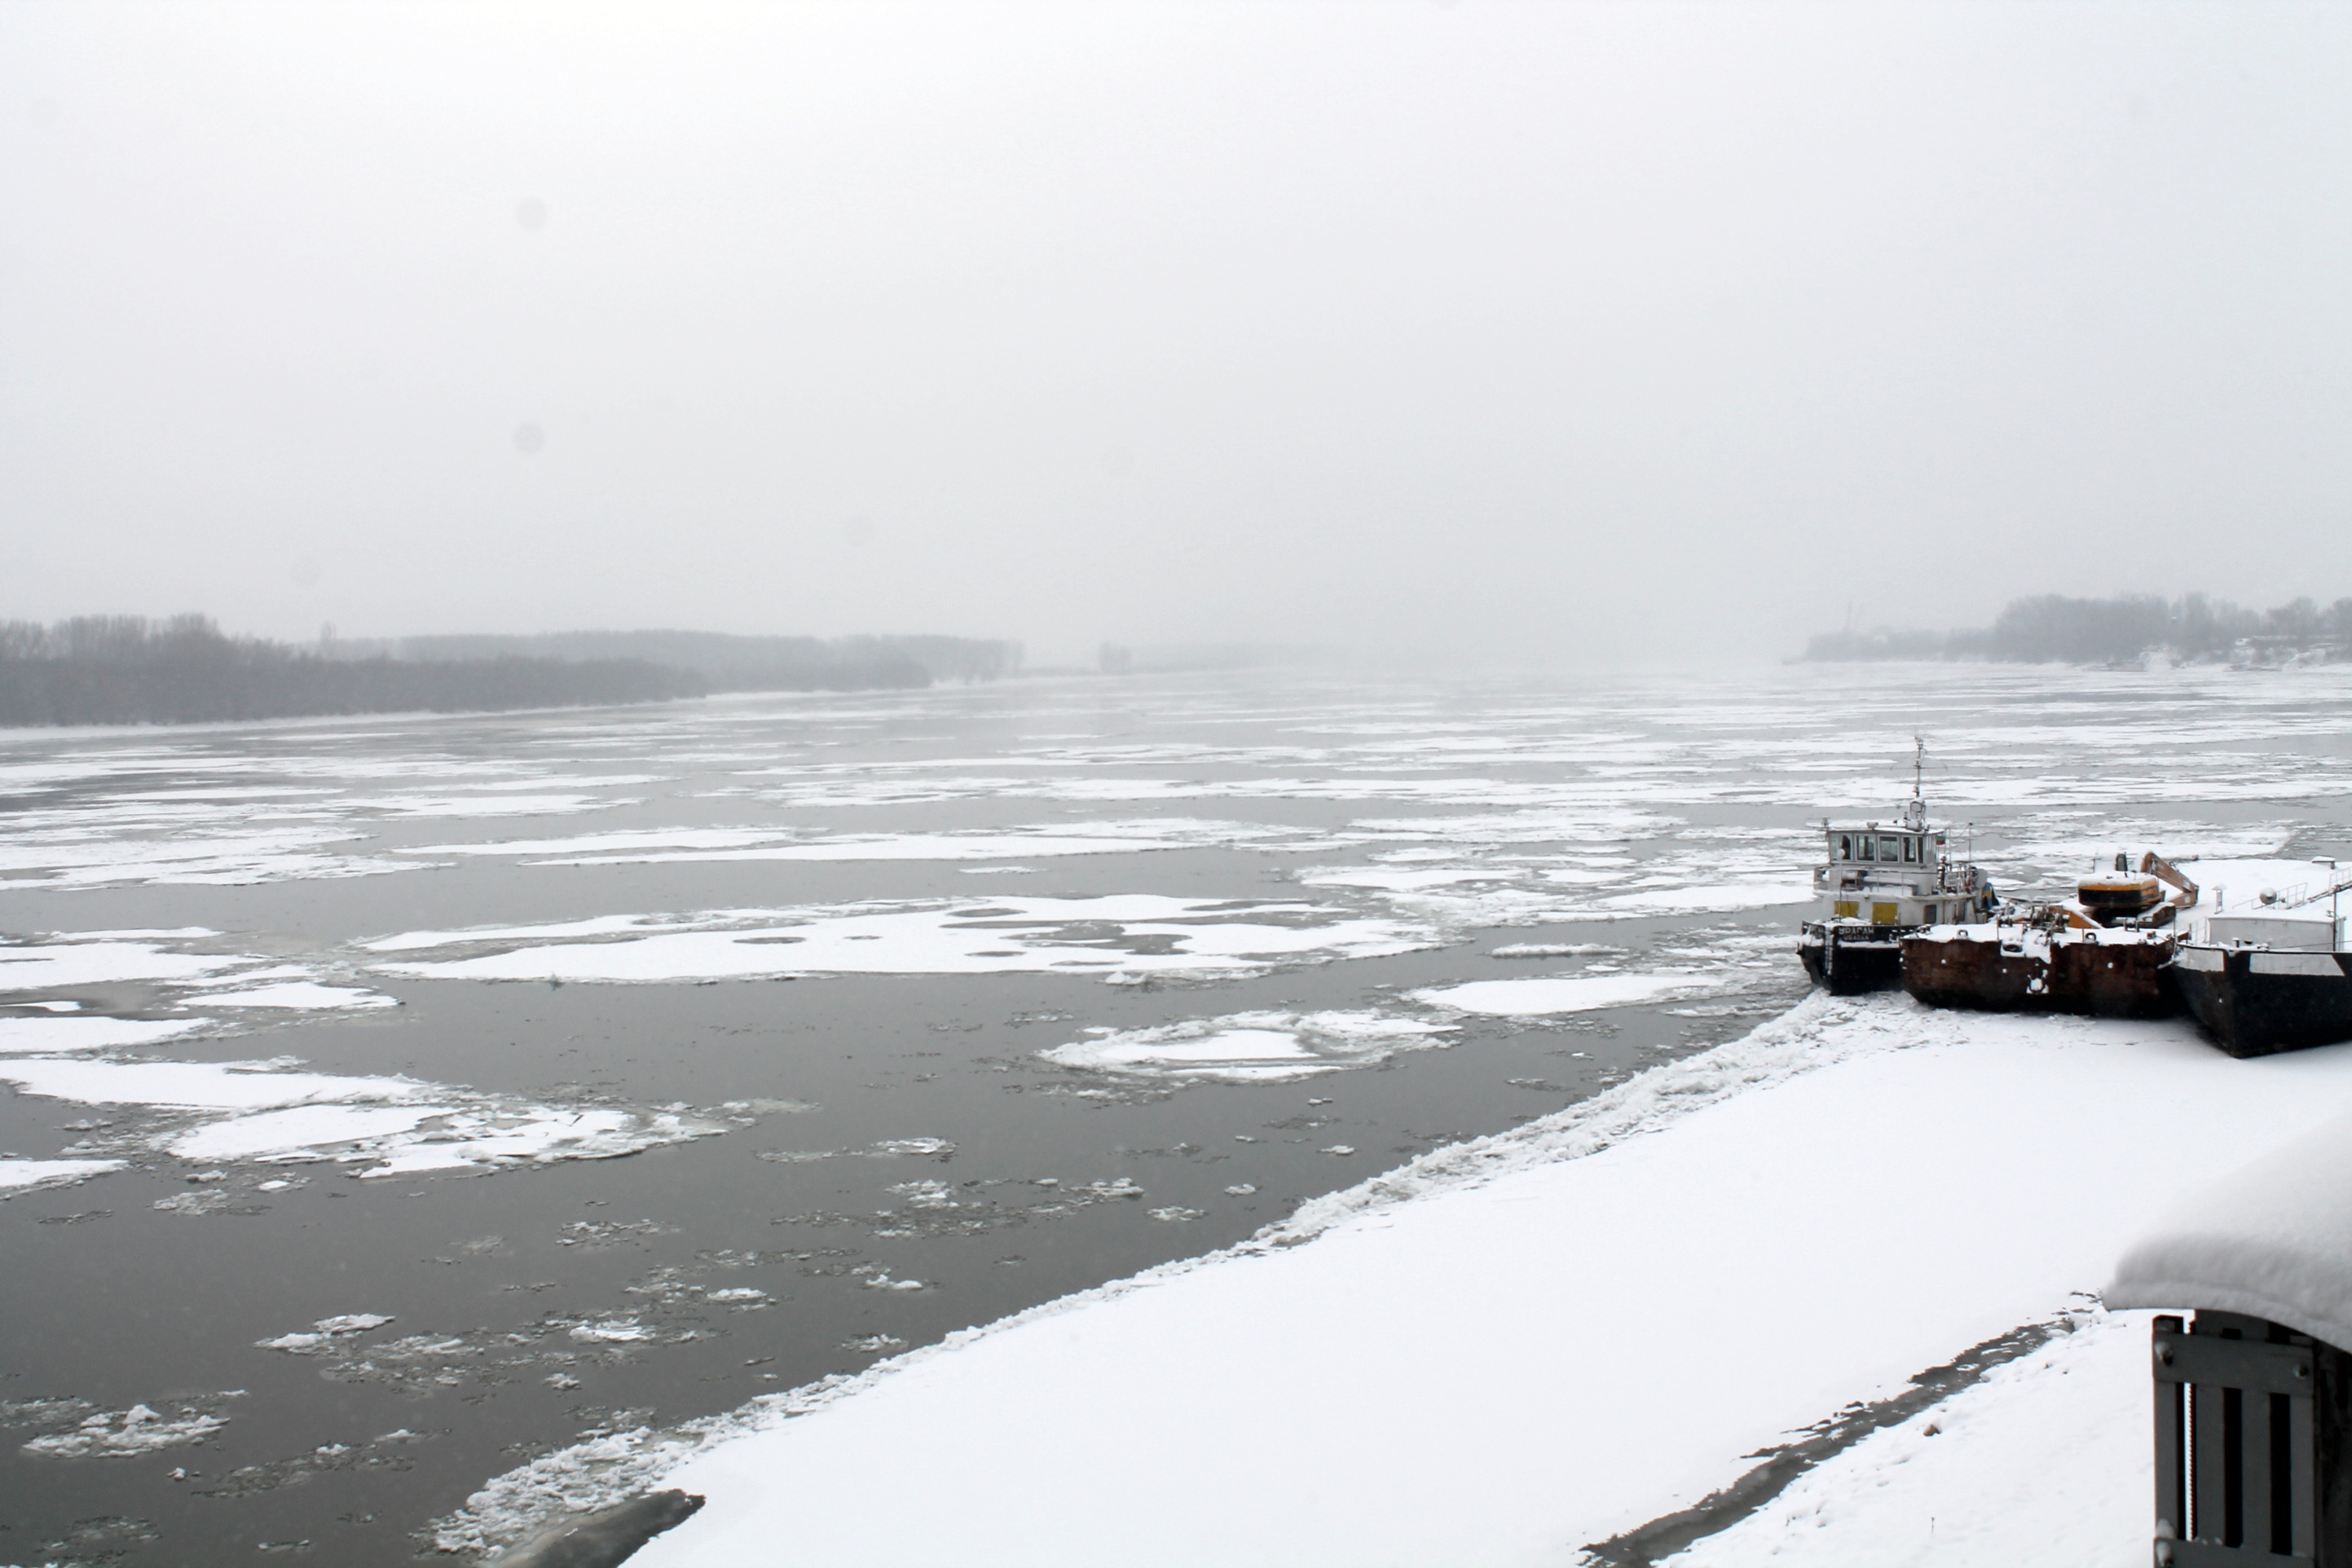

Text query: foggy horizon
(4, 2), (2349, 669)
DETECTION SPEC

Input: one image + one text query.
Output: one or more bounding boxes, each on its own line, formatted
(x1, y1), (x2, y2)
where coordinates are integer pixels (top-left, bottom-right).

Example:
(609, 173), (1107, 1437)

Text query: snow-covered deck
(459, 994), (2352, 1567)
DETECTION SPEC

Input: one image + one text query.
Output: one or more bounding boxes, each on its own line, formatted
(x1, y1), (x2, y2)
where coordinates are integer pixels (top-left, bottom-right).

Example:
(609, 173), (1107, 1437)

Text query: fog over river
(4, 663), (2351, 1565)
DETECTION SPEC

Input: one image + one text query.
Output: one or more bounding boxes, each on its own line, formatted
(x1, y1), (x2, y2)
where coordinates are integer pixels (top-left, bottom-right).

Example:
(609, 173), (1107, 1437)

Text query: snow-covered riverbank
(445, 993), (2352, 1566)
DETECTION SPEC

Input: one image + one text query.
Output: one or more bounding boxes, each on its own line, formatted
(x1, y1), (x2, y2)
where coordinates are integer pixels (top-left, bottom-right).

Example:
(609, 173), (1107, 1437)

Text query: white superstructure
(1811, 794), (1989, 927)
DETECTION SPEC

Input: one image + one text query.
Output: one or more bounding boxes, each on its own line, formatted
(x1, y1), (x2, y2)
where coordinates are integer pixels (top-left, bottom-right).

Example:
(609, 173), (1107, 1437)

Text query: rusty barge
(1898, 851), (2199, 1018)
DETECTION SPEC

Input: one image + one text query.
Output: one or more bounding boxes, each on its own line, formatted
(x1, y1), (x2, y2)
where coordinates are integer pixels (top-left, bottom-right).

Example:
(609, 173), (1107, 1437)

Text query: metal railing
(2153, 1310), (2345, 1564)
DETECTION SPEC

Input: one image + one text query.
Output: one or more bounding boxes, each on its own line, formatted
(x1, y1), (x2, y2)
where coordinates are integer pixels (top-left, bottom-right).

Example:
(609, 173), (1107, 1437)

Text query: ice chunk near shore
(484, 1489), (705, 1568)
(1413, 970), (1736, 1016)
(1041, 1010), (1455, 1082)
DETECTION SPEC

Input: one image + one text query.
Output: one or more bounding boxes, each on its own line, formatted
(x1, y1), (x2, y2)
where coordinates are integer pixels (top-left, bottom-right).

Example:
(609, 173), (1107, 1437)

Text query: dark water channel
(0, 896), (1806, 1565)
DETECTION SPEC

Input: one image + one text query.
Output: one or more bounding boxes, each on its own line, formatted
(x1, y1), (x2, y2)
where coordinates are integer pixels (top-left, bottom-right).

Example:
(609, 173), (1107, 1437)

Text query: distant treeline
(0, 617), (1021, 728)
(1804, 594), (2352, 667)
(0, 616), (705, 727)
(384, 630), (1019, 689)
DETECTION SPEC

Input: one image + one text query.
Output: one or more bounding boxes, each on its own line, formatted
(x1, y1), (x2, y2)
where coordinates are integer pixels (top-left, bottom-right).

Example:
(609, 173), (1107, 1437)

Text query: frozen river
(3, 662), (2351, 1566)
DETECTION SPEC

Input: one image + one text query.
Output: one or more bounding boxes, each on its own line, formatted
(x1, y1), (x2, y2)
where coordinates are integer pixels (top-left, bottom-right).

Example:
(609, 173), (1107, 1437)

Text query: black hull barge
(2171, 906), (2352, 1057)
(1798, 924), (1904, 995)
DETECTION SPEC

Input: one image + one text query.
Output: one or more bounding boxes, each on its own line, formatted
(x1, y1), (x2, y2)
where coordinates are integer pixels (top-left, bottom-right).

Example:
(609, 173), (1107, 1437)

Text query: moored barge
(2171, 894), (2352, 1057)
(1899, 850), (2198, 1019)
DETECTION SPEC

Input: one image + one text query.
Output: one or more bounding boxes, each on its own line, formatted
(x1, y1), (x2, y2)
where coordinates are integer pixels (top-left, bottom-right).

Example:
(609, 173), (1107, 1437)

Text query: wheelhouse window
(1903, 837), (1919, 864)
(1859, 836), (1875, 861)
(1836, 834), (1852, 860)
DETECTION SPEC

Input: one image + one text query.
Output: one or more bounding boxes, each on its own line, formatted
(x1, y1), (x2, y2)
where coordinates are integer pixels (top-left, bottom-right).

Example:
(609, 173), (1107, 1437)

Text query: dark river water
(3, 664), (2349, 1566)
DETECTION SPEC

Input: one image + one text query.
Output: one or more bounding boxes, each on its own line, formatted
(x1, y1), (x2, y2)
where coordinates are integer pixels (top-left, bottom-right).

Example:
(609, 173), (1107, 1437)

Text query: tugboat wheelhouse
(1798, 743), (1993, 995)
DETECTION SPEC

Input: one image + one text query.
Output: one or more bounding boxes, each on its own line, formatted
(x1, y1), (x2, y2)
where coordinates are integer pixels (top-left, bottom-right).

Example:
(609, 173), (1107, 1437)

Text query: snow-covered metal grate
(2153, 1311), (2342, 1564)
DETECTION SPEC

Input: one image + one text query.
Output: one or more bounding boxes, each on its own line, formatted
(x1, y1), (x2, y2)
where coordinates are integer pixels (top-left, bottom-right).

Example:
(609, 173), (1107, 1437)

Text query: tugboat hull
(2171, 947), (2352, 1058)
(1799, 923), (1905, 995)
(1901, 928), (2177, 1018)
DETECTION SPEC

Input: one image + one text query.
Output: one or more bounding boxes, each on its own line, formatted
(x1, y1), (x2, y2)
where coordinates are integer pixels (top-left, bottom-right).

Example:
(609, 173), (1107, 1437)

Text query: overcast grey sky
(2, 1), (2346, 665)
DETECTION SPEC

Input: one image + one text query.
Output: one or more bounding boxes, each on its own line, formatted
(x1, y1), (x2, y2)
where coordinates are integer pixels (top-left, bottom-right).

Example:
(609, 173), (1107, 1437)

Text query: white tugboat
(1798, 743), (1995, 994)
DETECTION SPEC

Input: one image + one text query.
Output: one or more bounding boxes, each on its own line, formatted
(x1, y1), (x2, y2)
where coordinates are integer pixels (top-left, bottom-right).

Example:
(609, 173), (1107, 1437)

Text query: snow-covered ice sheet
(0, 932), (398, 1012)
(0, 937), (247, 990)
(190, 981), (399, 1010)
(368, 896), (1429, 984)
(1415, 970), (1738, 1016)
(0, 1055), (427, 1111)
(445, 997), (2352, 1567)
(1039, 1010), (1456, 1082)
(0, 1016), (209, 1054)
(433, 818), (1291, 865)
(164, 1098), (716, 1177)
(0, 1054), (727, 1180)
(0, 1157), (125, 1195)
(0, 927), (723, 1184)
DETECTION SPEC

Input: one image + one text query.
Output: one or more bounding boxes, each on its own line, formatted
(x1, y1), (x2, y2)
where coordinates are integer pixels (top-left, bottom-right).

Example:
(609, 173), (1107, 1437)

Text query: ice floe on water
(0, 932), (724, 1189)
(21, 1402), (232, 1458)
(0, 1157), (125, 1195)
(0, 933), (247, 989)
(0, 825), (420, 890)
(0, 1015), (210, 1054)
(1039, 1010), (1456, 1082)
(366, 896), (1429, 984)
(0, 930), (399, 1012)
(1415, 971), (1741, 1016)
(3, 1057), (727, 1181)
(1487, 942), (1623, 959)
(188, 979), (399, 1010)
(0, 749), (659, 889)
(407, 817), (1294, 866)
(255, 1314), (396, 1353)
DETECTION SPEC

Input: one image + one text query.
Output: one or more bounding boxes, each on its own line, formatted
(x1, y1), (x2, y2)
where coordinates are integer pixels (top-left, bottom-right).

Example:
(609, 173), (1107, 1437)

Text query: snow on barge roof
(2109, 1106), (2352, 1352)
